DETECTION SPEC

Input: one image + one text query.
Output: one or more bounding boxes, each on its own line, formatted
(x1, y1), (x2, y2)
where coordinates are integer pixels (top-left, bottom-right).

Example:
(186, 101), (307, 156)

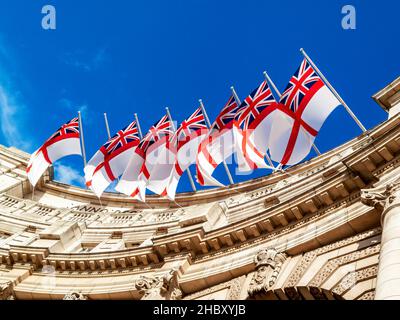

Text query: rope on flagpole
(199, 99), (235, 185)
(77, 111), (87, 166)
(262, 70), (321, 156)
(300, 48), (367, 132)
(165, 107), (197, 192)
(230, 86), (275, 167)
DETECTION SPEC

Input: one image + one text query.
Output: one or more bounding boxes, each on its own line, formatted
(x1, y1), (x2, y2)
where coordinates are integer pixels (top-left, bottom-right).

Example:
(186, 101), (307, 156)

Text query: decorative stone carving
(134, 268), (182, 300)
(285, 228), (381, 287)
(161, 268), (182, 300)
(332, 265), (378, 296)
(63, 292), (88, 300)
(361, 180), (400, 211)
(309, 244), (380, 287)
(0, 281), (14, 300)
(248, 248), (286, 297)
(227, 276), (246, 300)
(358, 290), (375, 300)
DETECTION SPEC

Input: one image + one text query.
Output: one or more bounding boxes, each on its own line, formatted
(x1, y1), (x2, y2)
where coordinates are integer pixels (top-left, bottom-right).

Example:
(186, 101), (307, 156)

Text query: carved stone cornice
(248, 248), (286, 297)
(134, 268), (182, 300)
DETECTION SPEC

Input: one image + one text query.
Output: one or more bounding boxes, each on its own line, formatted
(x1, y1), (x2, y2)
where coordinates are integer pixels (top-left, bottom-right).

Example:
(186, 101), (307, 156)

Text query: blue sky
(0, 0), (398, 193)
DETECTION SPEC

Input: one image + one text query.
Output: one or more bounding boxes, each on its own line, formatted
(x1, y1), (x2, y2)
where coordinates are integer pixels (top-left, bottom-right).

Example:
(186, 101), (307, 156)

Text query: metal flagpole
(199, 99), (234, 185)
(103, 112), (121, 184)
(300, 48), (367, 132)
(134, 113), (143, 139)
(103, 113), (112, 139)
(133, 113), (159, 207)
(230, 86), (275, 167)
(262, 71), (321, 156)
(77, 111), (87, 166)
(165, 107), (197, 192)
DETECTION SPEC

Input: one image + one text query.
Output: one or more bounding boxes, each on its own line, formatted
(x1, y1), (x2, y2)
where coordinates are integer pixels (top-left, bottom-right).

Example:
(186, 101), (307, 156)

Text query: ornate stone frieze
(247, 248), (286, 297)
(357, 290), (375, 300)
(134, 268), (182, 300)
(226, 276), (246, 300)
(309, 244), (380, 287)
(285, 228), (381, 287)
(332, 265), (378, 296)
(63, 292), (88, 300)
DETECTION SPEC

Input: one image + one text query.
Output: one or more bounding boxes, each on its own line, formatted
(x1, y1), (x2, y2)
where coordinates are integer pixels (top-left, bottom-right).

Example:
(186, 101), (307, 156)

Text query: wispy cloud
(0, 36), (32, 151)
(59, 98), (88, 113)
(58, 98), (91, 124)
(61, 48), (108, 72)
(0, 87), (31, 150)
(53, 163), (85, 186)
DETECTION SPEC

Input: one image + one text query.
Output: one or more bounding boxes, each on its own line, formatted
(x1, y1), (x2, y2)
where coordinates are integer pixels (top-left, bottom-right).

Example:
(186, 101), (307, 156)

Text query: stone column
(361, 181), (400, 300)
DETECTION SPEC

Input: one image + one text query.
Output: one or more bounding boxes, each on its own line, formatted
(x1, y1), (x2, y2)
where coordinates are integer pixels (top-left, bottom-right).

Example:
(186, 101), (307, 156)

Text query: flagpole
(199, 99), (234, 185)
(134, 113), (143, 139)
(165, 107), (197, 192)
(300, 48), (367, 132)
(262, 71), (321, 156)
(230, 86), (275, 167)
(102, 112), (122, 185)
(103, 113), (112, 139)
(77, 111), (87, 166)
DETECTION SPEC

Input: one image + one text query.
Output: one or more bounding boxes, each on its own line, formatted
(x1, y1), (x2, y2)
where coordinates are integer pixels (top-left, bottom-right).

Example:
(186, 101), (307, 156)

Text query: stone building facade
(0, 77), (400, 300)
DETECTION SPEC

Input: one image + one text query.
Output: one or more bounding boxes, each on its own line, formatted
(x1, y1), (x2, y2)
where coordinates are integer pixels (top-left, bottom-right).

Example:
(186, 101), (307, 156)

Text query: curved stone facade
(0, 78), (399, 300)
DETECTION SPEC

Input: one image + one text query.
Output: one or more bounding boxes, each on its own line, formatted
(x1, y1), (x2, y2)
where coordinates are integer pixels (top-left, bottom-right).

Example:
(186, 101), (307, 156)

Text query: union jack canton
(279, 59), (321, 111)
(100, 121), (140, 157)
(234, 80), (276, 130)
(211, 95), (239, 133)
(137, 115), (173, 153)
(175, 107), (208, 149)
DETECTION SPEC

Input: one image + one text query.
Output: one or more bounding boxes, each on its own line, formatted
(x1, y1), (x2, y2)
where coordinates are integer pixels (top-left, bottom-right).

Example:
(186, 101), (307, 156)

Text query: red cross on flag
(196, 95), (239, 187)
(115, 114), (172, 201)
(162, 107), (208, 200)
(233, 80), (277, 172)
(145, 131), (177, 198)
(27, 117), (81, 187)
(268, 59), (340, 166)
(84, 120), (140, 197)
